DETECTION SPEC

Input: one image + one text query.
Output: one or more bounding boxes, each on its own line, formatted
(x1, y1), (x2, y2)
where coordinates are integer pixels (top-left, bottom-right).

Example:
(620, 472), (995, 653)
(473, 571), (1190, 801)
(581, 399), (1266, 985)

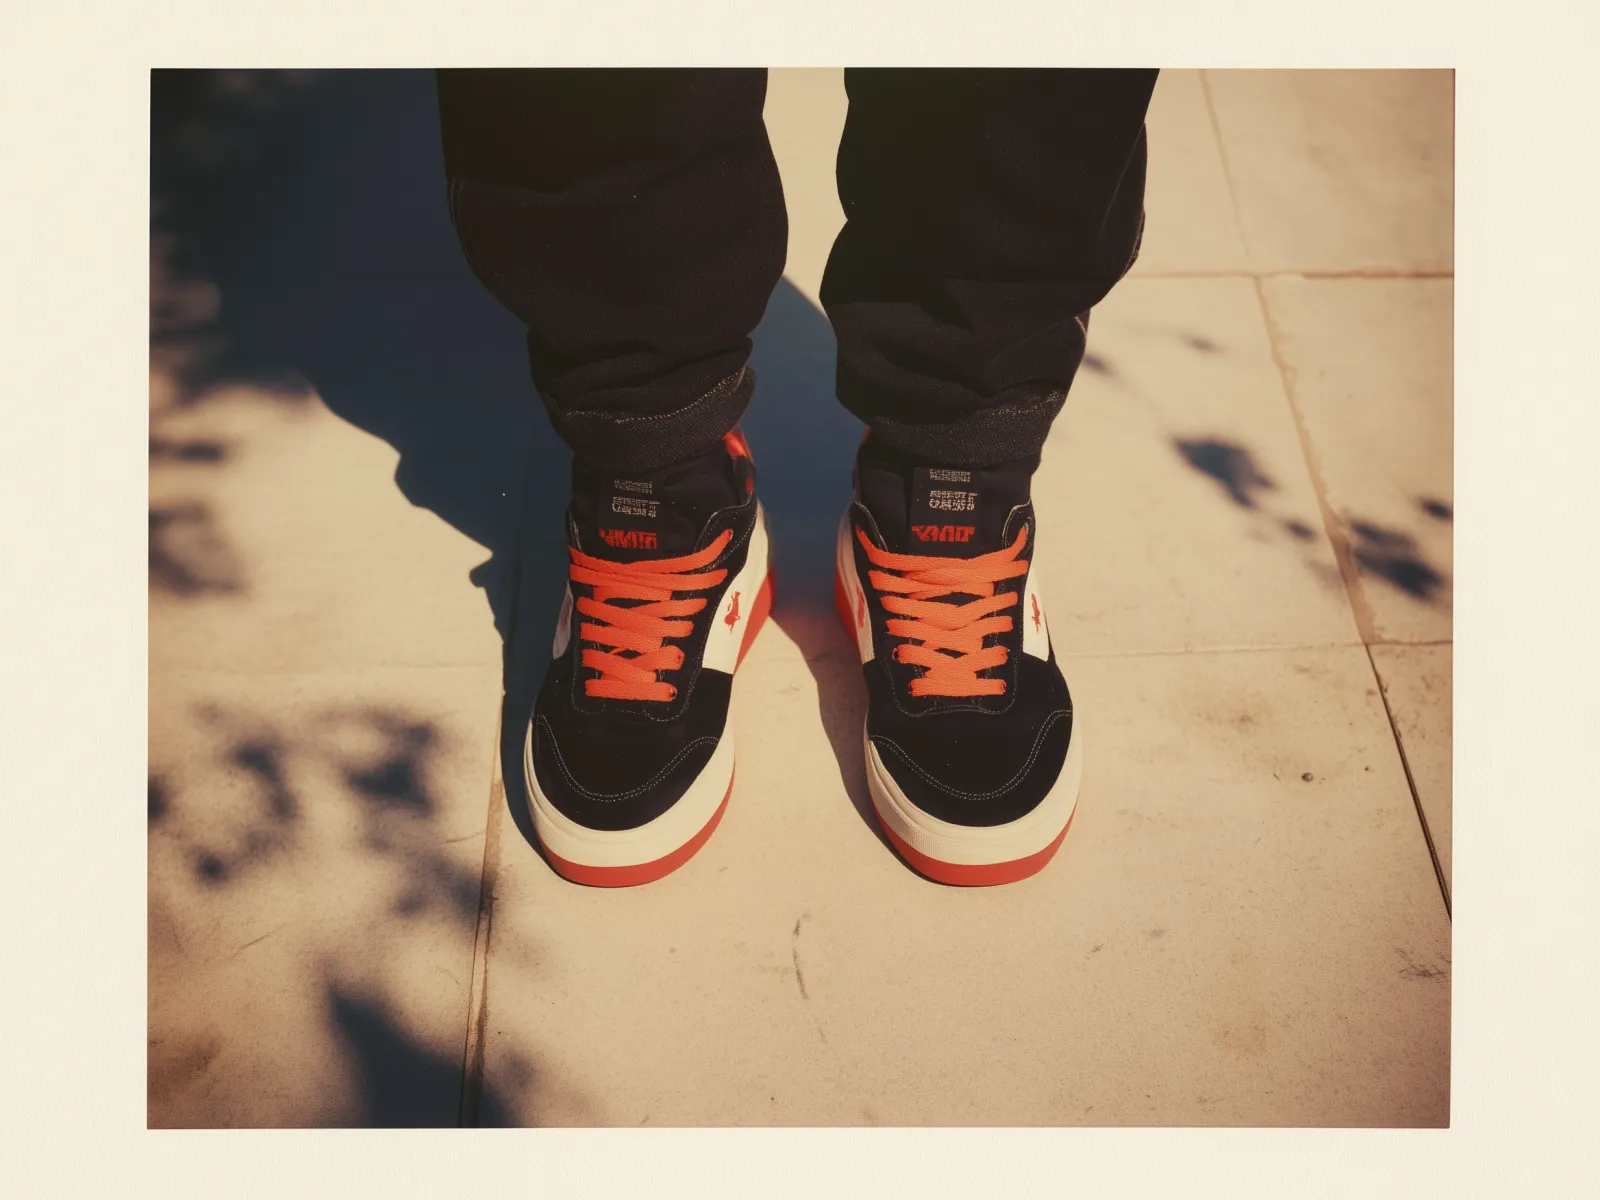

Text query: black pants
(437, 68), (1157, 474)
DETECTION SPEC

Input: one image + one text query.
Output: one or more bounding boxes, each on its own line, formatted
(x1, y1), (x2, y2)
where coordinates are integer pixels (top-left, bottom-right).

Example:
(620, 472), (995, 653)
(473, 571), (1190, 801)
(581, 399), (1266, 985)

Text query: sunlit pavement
(148, 69), (1452, 1127)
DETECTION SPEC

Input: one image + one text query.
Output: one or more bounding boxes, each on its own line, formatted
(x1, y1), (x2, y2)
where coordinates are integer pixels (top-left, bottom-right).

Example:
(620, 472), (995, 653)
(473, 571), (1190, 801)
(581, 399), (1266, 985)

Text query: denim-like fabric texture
(438, 67), (1156, 469)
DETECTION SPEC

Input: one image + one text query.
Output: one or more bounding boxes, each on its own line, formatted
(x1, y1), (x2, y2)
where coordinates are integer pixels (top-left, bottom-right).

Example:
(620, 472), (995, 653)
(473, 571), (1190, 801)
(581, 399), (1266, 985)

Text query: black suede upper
(864, 651), (1073, 827)
(852, 442), (1075, 828)
(532, 668), (733, 831)
(531, 444), (757, 831)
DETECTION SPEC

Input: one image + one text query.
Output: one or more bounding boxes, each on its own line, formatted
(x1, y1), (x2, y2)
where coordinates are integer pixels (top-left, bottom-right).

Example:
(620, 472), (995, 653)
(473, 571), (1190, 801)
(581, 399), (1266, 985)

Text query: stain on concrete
(1395, 948), (1448, 982)
(791, 915), (810, 1002)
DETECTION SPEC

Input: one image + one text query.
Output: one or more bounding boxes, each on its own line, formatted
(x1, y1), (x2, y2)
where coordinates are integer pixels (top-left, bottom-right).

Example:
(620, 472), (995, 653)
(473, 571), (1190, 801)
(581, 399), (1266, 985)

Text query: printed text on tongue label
(911, 525), (977, 544)
(599, 528), (659, 550)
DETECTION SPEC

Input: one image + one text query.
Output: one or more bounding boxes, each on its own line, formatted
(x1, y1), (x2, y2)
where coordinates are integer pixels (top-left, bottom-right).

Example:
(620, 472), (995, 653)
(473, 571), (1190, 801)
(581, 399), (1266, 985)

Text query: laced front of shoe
(855, 524), (1029, 698)
(570, 530), (733, 702)
(837, 446), (1081, 887)
(526, 435), (772, 887)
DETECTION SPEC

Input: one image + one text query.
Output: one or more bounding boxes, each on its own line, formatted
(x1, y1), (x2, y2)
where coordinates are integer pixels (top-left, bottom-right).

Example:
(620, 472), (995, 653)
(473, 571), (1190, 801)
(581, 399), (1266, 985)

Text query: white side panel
(702, 505), (770, 675)
(836, 514), (875, 664)
(551, 584), (574, 659)
(1021, 560), (1051, 661)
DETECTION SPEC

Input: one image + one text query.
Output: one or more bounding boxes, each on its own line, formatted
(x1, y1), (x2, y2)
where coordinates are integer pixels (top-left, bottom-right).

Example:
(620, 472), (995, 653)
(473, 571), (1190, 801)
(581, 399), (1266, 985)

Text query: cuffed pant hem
(545, 366), (756, 474)
(839, 382), (1067, 467)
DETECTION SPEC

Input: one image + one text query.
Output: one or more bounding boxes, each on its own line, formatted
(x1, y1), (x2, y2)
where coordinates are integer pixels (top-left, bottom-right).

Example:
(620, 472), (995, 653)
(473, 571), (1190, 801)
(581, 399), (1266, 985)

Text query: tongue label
(599, 479), (661, 551)
(911, 467), (980, 552)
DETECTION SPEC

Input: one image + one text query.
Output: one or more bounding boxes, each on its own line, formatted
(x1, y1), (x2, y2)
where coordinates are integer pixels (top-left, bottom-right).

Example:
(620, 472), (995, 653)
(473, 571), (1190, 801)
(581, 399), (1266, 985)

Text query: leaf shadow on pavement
(149, 68), (559, 1127)
(148, 700), (527, 1127)
(1172, 434), (1451, 608)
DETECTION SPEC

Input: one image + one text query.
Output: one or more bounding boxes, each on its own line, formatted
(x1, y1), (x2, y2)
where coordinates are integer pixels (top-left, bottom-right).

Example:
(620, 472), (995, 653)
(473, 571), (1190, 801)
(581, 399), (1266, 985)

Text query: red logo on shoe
(599, 528), (658, 550)
(856, 584), (867, 628)
(1031, 593), (1042, 631)
(725, 591), (741, 630)
(911, 524), (976, 544)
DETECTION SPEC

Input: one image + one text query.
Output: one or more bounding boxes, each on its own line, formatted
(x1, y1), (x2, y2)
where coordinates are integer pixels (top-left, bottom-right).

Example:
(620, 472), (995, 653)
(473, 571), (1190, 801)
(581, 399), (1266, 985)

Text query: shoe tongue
(858, 445), (1037, 558)
(571, 443), (739, 563)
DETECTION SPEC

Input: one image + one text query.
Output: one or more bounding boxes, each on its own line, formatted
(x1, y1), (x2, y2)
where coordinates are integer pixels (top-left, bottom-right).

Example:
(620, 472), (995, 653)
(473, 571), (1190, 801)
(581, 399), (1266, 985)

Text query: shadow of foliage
(1169, 433), (1450, 608)
(334, 712), (439, 817)
(150, 437), (229, 463)
(149, 71), (545, 1125)
(1174, 436), (1276, 509)
(149, 502), (243, 597)
(330, 988), (510, 1127)
(149, 776), (170, 824)
(1347, 518), (1447, 602)
(150, 699), (509, 1124)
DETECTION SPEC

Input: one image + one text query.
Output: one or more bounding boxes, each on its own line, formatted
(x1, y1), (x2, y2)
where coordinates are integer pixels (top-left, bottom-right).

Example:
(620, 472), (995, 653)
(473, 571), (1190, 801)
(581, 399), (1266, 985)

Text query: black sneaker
(525, 431), (773, 886)
(833, 438), (1080, 886)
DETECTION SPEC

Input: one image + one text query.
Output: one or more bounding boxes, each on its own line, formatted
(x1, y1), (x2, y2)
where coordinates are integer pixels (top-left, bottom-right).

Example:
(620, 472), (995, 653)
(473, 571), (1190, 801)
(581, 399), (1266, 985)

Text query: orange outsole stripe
(877, 810), (1073, 887)
(541, 568), (773, 888)
(544, 776), (734, 888)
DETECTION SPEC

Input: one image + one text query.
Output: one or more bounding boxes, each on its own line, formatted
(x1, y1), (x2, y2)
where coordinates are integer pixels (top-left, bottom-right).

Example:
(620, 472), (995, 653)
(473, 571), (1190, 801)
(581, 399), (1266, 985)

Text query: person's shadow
(153, 68), (883, 872)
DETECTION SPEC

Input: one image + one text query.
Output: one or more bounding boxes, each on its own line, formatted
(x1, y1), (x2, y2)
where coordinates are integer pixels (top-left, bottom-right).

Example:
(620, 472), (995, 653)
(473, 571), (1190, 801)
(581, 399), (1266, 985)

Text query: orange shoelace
(569, 529), (732, 702)
(856, 524), (1031, 698)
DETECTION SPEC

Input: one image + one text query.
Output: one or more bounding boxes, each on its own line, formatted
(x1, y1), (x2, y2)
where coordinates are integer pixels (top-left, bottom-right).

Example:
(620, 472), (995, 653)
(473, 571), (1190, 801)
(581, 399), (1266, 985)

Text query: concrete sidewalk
(148, 69), (1453, 1127)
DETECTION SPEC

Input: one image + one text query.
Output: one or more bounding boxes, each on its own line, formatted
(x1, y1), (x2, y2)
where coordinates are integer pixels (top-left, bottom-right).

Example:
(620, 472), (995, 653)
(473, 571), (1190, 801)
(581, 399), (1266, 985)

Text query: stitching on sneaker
(870, 707), (1071, 803)
(535, 716), (720, 804)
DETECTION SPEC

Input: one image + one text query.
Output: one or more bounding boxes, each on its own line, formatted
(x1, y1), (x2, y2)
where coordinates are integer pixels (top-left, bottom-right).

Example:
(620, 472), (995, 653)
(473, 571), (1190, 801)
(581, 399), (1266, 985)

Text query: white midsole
(526, 726), (734, 868)
(526, 507), (769, 869)
(864, 716), (1083, 866)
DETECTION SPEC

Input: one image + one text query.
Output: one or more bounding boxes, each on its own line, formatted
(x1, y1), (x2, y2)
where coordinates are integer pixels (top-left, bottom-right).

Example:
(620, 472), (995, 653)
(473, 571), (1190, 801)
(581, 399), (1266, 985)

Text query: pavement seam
(1131, 269), (1454, 280)
(456, 721), (506, 1127)
(1365, 643), (1453, 917)
(1197, 70), (1257, 272)
(1249, 270), (1453, 919)
(1208, 68), (1453, 919)
(1249, 274), (1379, 644)
(1199, 69), (1379, 644)
(1062, 640), (1372, 660)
